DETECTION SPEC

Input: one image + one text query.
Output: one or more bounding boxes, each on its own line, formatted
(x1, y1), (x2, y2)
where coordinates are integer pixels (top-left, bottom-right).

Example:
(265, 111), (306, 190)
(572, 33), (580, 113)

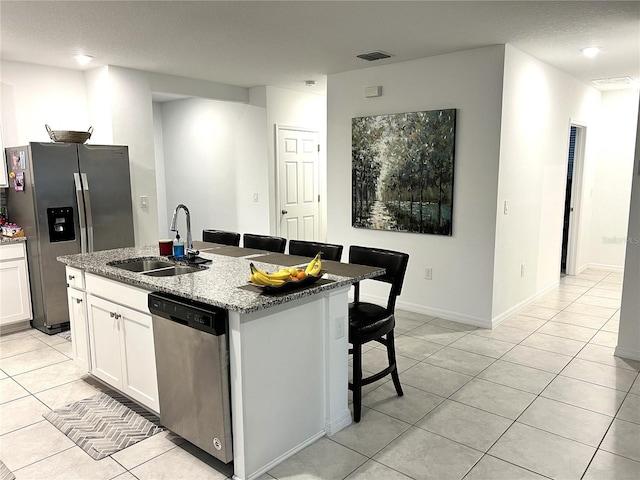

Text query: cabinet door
(67, 287), (89, 373)
(86, 295), (123, 389)
(0, 258), (32, 325)
(120, 306), (159, 413)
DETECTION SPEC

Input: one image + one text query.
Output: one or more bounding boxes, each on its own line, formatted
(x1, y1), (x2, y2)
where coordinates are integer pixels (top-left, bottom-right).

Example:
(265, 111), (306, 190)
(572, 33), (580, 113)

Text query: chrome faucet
(170, 204), (195, 257)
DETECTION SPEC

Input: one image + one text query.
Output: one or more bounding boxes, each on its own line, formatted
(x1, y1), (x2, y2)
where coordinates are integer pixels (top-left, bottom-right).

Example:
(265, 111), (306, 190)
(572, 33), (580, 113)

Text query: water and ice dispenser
(46, 207), (75, 242)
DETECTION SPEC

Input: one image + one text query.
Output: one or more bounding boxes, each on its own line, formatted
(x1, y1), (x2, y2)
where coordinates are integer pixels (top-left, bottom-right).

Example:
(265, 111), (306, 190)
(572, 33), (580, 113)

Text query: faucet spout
(170, 204), (193, 253)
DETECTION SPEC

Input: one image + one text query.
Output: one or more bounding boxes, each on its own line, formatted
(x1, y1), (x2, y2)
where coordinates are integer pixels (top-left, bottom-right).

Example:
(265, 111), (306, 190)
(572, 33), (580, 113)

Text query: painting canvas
(352, 109), (456, 235)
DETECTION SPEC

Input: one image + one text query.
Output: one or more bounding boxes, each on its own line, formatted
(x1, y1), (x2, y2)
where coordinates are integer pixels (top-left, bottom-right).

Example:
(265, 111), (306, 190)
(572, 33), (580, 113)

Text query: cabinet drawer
(85, 273), (150, 313)
(0, 243), (25, 261)
(65, 266), (85, 289)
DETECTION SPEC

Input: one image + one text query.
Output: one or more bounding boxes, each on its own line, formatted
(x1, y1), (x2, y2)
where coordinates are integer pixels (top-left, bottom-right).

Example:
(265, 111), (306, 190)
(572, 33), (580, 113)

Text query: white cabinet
(87, 295), (124, 387)
(67, 286), (90, 372)
(0, 242), (32, 329)
(85, 274), (159, 413)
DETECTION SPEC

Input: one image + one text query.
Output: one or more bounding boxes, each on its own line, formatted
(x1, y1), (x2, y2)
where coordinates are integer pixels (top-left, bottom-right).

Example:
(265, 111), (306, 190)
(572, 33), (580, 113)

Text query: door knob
(281, 209), (288, 215)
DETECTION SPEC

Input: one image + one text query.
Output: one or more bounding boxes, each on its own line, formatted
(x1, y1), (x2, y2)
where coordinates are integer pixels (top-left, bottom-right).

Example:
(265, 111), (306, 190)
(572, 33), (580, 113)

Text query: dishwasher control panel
(148, 292), (227, 335)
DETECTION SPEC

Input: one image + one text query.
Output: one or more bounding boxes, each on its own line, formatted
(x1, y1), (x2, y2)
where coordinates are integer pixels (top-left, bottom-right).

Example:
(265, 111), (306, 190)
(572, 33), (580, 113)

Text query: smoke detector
(357, 51), (392, 62)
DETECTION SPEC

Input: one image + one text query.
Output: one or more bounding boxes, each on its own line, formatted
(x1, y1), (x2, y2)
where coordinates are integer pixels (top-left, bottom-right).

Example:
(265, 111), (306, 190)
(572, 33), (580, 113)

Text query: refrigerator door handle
(81, 173), (95, 253)
(74, 173), (88, 254)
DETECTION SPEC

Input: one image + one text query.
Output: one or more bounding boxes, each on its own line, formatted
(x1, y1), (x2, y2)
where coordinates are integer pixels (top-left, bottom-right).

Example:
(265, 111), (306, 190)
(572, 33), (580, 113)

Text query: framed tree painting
(352, 108), (456, 235)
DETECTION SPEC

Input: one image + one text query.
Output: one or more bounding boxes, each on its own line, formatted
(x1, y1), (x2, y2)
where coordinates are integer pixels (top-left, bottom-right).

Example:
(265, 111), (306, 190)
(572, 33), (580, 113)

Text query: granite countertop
(57, 245), (383, 314)
(1, 236), (27, 244)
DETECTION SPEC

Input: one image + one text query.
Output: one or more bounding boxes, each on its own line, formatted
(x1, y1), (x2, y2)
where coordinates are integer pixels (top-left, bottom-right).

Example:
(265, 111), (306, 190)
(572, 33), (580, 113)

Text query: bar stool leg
(387, 330), (404, 397)
(352, 341), (363, 423)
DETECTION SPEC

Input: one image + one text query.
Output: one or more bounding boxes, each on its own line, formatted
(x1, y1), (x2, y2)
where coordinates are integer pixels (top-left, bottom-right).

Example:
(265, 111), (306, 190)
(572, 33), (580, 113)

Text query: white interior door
(277, 128), (320, 242)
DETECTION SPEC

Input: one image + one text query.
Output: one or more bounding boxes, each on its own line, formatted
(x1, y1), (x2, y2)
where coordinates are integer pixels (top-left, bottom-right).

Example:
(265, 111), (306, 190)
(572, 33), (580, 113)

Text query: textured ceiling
(1, 1), (639, 94)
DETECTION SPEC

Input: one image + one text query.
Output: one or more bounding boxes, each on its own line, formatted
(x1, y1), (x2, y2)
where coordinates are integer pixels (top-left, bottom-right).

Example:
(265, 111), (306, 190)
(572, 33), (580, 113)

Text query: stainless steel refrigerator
(5, 142), (135, 334)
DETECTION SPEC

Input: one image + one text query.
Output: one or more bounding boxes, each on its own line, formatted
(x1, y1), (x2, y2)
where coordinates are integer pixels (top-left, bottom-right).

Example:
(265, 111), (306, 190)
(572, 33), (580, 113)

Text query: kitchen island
(58, 244), (382, 480)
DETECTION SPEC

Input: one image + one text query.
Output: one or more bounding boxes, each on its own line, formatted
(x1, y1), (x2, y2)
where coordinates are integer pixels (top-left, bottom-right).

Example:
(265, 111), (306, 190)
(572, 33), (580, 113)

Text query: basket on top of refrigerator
(45, 124), (93, 144)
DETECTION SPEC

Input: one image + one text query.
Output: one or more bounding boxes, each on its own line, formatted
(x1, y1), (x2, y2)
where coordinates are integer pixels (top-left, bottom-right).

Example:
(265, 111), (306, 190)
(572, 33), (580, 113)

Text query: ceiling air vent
(357, 51), (392, 62)
(591, 76), (634, 86)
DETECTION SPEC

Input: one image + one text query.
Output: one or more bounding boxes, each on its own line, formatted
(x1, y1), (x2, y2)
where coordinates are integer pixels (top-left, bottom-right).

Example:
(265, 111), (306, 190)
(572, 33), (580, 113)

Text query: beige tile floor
(0, 268), (639, 479)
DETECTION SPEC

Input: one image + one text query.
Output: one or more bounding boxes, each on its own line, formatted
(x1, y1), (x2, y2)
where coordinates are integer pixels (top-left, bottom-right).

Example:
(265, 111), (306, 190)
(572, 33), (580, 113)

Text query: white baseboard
(614, 346), (640, 362)
(489, 280), (560, 328)
(357, 292), (493, 329)
(396, 298), (493, 329)
(241, 430), (326, 480)
(325, 409), (352, 436)
(583, 263), (625, 273)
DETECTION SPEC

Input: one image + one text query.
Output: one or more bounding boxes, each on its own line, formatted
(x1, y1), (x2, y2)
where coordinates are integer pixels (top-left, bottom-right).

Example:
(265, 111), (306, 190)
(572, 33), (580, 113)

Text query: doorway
(275, 126), (321, 243)
(561, 124), (586, 275)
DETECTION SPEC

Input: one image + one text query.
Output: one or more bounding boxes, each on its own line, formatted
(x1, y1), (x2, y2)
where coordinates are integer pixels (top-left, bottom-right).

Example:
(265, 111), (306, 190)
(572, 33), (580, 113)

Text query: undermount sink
(108, 257), (207, 277)
(143, 265), (204, 277)
(109, 258), (174, 272)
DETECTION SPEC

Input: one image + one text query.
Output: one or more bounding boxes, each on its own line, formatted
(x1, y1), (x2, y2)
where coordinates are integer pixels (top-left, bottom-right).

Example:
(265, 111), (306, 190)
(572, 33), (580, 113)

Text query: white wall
(616, 98), (640, 361)
(492, 46), (602, 320)
(327, 46), (506, 325)
(152, 103), (169, 237)
(1, 61), (89, 146)
(254, 86), (327, 237)
(84, 66), (251, 246)
(101, 67), (159, 246)
(84, 66), (114, 144)
(589, 89), (640, 269)
(158, 97), (269, 241)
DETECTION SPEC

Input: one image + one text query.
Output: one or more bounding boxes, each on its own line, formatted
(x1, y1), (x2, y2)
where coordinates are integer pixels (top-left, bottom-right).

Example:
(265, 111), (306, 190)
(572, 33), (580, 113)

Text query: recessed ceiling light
(74, 54), (94, 65)
(591, 76), (635, 86)
(581, 46), (602, 58)
(305, 80), (316, 87)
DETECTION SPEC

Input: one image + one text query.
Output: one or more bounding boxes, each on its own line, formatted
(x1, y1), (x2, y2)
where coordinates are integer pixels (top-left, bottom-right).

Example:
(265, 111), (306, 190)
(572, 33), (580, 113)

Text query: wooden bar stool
(348, 245), (410, 422)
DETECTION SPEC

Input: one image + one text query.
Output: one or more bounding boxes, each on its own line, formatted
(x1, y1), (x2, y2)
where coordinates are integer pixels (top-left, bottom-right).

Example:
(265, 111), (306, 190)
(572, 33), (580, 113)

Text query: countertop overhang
(57, 245), (383, 313)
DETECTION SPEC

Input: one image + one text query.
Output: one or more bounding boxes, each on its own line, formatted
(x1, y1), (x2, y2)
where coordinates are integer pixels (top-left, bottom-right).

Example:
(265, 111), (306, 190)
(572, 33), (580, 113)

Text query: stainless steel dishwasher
(148, 292), (232, 463)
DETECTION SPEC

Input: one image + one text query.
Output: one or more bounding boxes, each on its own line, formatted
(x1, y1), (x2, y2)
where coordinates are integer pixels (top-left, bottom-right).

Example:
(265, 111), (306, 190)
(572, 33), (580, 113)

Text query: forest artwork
(352, 109), (456, 235)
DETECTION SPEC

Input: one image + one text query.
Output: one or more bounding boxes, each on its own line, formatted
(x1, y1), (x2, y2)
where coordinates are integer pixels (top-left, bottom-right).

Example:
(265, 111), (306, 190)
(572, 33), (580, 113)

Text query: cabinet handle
(75, 298), (82, 304)
(110, 312), (116, 318)
(68, 275), (75, 281)
(114, 313), (122, 320)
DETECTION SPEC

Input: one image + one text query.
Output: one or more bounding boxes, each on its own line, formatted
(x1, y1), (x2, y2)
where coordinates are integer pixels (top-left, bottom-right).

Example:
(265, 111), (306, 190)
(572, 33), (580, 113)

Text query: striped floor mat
(57, 331), (72, 342)
(43, 392), (163, 460)
(0, 460), (15, 480)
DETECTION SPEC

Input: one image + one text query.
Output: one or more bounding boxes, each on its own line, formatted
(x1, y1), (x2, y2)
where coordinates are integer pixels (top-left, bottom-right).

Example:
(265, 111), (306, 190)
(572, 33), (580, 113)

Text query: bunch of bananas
(250, 263), (292, 286)
(304, 252), (322, 276)
(249, 252), (323, 286)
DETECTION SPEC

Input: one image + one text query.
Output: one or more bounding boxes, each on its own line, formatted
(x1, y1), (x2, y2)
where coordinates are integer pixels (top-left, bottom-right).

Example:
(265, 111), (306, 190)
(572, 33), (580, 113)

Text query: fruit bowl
(250, 271), (325, 293)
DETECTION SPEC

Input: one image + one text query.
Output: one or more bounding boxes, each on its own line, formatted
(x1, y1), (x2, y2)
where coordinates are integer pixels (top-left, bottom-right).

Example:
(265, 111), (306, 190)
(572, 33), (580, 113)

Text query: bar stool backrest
(243, 233), (287, 253)
(202, 229), (241, 246)
(349, 245), (410, 313)
(289, 240), (343, 261)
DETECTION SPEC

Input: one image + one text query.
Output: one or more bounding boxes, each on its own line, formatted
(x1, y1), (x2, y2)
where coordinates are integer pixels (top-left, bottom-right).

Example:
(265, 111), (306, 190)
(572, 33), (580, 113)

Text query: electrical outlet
(425, 267), (433, 280)
(521, 264), (525, 277)
(140, 195), (148, 208)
